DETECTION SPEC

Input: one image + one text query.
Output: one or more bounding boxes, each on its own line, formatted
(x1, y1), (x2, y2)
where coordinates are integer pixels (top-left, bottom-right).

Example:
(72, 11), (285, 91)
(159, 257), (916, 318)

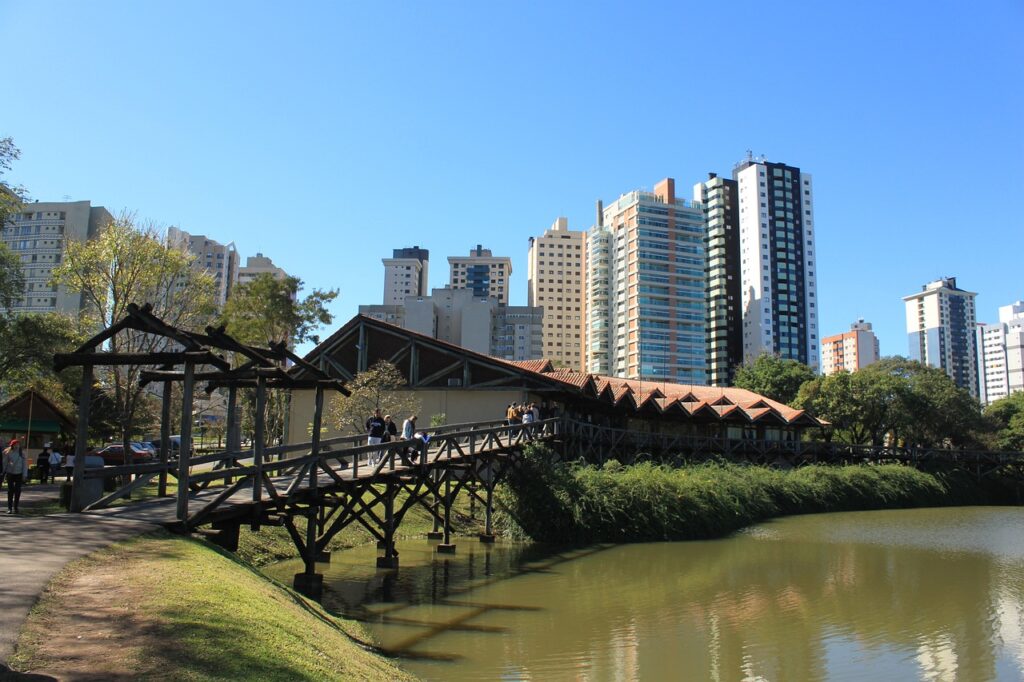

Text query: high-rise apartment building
(382, 246), (429, 305)
(585, 178), (706, 384)
(734, 157), (819, 370)
(903, 277), (978, 396)
(448, 245), (511, 304)
(694, 173), (742, 386)
(527, 217), (585, 369)
(820, 320), (880, 375)
(1, 200), (112, 315)
(167, 227), (239, 307)
(238, 253), (289, 286)
(977, 301), (1024, 405)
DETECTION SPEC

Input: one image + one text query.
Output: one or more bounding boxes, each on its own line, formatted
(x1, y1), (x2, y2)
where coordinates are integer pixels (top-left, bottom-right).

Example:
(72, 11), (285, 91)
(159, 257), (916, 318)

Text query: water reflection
(267, 507), (1024, 681)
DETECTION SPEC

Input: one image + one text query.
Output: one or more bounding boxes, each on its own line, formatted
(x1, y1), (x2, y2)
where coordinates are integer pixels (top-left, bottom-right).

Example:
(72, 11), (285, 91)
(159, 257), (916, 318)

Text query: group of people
(365, 409), (426, 467)
(505, 402), (542, 425)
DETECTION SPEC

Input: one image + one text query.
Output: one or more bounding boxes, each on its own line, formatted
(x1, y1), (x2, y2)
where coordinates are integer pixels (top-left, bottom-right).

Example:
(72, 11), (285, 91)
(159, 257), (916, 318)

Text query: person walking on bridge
(3, 438), (29, 514)
(401, 414), (417, 466)
(366, 408), (387, 467)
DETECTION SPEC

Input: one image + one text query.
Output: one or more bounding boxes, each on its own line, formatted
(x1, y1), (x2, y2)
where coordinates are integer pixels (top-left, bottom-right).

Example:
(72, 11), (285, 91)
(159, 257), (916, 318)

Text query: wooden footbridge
(54, 305), (1024, 598)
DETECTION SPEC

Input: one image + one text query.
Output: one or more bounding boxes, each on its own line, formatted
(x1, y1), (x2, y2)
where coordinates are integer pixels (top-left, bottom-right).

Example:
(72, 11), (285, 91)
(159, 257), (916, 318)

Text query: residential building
(820, 320), (880, 375)
(382, 246), (429, 305)
(585, 178), (707, 384)
(734, 156), (820, 370)
(167, 226), (239, 307)
(694, 173), (742, 386)
(977, 301), (1024, 405)
(1, 200), (112, 315)
(238, 252), (289, 286)
(448, 245), (511, 304)
(360, 287), (542, 361)
(903, 277), (978, 396)
(527, 217), (585, 369)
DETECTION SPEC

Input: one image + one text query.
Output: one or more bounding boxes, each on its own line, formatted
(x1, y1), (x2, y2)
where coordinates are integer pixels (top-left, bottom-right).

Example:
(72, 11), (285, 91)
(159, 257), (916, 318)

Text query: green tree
(328, 361), (420, 436)
(984, 391), (1024, 450)
(220, 272), (337, 443)
(733, 353), (817, 406)
(0, 137), (27, 309)
(220, 272), (337, 347)
(52, 213), (217, 462)
(0, 312), (84, 398)
(797, 357), (984, 448)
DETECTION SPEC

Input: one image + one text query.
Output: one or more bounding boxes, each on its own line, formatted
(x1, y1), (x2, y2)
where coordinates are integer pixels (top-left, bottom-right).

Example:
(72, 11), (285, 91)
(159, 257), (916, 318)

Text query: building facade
(527, 217), (585, 369)
(1, 200), (112, 315)
(903, 277), (978, 396)
(977, 301), (1024, 405)
(360, 287), (542, 361)
(734, 157), (820, 370)
(238, 252), (289, 286)
(447, 245), (511, 304)
(820, 319), (880, 375)
(585, 178), (707, 384)
(694, 173), (742, 386)
(382, 246), (429, 305)
(167, 227), (239, 308)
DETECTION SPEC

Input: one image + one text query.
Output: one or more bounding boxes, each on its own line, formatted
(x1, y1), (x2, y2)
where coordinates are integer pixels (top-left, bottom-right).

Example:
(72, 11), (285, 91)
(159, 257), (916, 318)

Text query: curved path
(0, 505), (157, 668)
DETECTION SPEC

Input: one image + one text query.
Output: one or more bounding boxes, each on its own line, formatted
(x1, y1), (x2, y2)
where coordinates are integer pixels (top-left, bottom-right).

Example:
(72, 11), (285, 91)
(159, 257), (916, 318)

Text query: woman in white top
(3, 439), (30, 514)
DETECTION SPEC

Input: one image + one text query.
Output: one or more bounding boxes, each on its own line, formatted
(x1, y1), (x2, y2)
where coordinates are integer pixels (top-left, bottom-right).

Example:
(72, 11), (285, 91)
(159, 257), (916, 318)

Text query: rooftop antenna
(62, 194), (71, 201)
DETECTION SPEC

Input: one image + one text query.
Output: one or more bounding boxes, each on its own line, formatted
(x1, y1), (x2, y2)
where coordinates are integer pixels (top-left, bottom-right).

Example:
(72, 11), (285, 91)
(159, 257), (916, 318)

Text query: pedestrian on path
(37, 446), (51, 484)
(3, 438), (29, 514)
(48, 446), (63, 484)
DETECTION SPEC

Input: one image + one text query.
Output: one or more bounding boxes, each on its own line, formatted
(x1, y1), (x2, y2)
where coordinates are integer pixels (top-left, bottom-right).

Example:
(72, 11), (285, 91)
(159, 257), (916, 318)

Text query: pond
(266, 507), (1024, 681)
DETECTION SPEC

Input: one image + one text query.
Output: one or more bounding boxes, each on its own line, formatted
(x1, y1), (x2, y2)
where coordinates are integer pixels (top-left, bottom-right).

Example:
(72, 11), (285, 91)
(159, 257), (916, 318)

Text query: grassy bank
(10, 532), (417, 681)
(497, 445), (1013, 544)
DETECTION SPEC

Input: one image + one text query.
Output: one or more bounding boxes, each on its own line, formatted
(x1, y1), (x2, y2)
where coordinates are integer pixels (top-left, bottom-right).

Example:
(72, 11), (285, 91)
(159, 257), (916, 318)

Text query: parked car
(95, 443), (153, 466)
(133, 441), (158, 456)
(148, 436), (181, 453)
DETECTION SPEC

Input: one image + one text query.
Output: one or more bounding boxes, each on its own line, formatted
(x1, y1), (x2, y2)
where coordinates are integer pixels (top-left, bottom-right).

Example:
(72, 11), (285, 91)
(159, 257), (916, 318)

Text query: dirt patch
(11, 544), (161, 681)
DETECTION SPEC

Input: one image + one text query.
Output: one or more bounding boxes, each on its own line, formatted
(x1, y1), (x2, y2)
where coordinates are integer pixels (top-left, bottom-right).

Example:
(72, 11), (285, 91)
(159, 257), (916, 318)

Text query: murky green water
(267, 507), (1024, 681)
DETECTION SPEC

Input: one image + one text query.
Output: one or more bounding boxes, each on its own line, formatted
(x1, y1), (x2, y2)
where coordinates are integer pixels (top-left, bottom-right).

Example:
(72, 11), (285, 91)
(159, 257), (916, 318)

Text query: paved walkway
(0, 513), (157, 667)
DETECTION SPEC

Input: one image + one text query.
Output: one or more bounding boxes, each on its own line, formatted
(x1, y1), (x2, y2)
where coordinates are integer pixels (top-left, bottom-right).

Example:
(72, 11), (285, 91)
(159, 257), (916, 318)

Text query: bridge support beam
(377, 481), (399, 568)
(479, 460), (496, 543)
(427, 468), (443, 540)
(437, 467), (456, 554)
(208, 520), (240, 552)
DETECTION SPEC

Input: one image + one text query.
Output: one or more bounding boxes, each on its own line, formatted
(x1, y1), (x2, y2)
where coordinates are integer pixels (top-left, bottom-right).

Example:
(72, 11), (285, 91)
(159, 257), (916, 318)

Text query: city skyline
(2, 1), (1021, 359)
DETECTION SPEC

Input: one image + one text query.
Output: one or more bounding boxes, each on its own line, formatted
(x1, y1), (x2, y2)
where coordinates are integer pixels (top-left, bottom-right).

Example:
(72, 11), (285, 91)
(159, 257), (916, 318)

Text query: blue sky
(2, 0), (1022, 357)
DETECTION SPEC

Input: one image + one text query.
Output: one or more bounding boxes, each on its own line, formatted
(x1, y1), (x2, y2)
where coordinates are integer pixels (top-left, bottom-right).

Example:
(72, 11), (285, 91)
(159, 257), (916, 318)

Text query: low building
(820, 320), (880, 375)
(286, 314), (822, 444)
(360, 287), (543, 361)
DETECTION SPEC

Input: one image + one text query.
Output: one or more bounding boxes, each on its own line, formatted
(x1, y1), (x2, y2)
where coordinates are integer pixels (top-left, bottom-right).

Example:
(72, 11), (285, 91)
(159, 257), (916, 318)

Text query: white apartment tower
(167, 226), (239, 308)
(527, 217), (585, 370)
(448, 245), (511, 304)
(903, 277), (978, 396)
(585, 178), (707, 384)
(735, 157), (820, 370)
(1, 200), (113, 315)
(382, 246), (429, 305)
(977, 301), (1024, 405)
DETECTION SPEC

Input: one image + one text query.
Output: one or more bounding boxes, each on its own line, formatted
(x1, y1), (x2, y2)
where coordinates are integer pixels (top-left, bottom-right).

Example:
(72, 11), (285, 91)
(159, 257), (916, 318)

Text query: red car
(95, 444), (153, 466)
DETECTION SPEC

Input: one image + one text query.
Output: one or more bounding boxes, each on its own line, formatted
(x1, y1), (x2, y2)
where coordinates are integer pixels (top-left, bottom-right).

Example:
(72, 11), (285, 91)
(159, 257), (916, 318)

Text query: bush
(496, 445), (1000, 544)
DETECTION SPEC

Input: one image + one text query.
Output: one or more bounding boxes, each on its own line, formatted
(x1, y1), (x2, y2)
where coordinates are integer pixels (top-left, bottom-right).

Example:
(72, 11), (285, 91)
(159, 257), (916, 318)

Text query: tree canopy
(328, 361), (421, 436)
(796, 357), (985, 448)
(0, 138), (26, 310)
(733, 353), (817, 406)
(983, 391), (1024, 450)
(220, 272), (337, 348)
(52, 213), (218, 457)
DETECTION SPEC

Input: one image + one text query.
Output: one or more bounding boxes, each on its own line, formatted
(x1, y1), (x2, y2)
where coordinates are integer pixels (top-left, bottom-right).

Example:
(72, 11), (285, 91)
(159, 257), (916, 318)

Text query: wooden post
(437, 468), (455, 554)
(70, 364), (93, 512)
(176, 361), (195, 523)
(480, 458), (495, 544)
(159, 379), (171, 497)
(357, 322), (368, 373)
(377, 481), (398, 568)
(303, 385), (324, 575)
(252, 375), (267, 507)
(225, 384), (238, 485)
(427, 467), (443, 539)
